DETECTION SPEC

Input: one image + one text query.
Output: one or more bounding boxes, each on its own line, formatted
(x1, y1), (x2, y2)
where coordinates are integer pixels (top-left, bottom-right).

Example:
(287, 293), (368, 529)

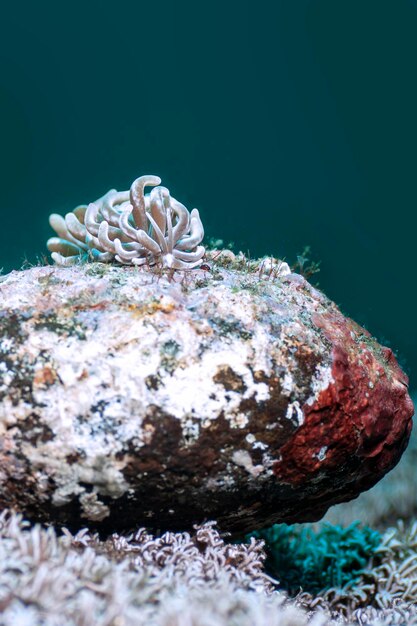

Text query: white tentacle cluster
(47, 175), (205, 269)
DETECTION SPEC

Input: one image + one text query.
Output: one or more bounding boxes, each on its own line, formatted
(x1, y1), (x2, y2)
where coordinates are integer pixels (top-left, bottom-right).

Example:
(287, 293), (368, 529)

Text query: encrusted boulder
(0, 258), (413, 534)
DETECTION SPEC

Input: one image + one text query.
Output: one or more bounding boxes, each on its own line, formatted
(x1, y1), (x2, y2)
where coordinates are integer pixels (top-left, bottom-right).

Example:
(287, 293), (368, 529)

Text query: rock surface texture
(0, 259), (413, 534)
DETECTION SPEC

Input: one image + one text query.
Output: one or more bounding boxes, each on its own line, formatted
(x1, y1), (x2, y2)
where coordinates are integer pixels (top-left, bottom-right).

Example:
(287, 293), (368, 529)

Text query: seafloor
(0, 395), (415, 626)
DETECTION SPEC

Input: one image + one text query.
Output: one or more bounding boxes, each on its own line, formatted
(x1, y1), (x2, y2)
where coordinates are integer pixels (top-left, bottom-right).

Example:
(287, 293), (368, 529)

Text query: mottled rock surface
(0, 259), (413, 534)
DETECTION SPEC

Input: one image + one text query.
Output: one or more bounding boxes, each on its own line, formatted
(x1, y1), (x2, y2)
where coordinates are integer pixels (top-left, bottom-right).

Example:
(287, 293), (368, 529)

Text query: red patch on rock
(273, 310), (414, 503)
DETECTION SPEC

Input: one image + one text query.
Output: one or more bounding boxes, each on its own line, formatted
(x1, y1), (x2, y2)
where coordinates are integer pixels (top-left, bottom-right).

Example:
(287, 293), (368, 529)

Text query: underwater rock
(0, 260), (413, 534)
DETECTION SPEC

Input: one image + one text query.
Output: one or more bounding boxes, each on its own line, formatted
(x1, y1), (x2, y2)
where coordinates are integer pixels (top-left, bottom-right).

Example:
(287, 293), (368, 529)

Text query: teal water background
(1, 1), (416, 386)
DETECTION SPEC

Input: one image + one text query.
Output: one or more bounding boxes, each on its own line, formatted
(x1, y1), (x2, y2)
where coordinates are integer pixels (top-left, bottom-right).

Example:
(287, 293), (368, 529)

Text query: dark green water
(1, 1), (416, 385)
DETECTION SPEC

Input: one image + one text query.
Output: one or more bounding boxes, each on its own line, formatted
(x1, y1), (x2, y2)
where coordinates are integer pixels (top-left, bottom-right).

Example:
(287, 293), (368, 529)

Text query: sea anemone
(47, 174), (205, 269)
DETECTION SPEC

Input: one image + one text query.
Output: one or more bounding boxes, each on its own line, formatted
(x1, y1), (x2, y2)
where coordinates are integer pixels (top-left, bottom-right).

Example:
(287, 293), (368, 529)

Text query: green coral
(247, 522), (381, 595)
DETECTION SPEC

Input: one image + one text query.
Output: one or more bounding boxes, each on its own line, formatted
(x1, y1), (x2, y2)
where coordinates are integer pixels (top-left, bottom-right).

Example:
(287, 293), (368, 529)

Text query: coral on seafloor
(47, 174), (205, 269)
(2, 501), (417, 625)
(247, 522), (382, 595)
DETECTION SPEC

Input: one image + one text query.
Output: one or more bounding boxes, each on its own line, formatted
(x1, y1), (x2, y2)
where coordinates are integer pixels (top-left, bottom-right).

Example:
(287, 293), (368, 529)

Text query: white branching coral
(47, 174), (205, 269)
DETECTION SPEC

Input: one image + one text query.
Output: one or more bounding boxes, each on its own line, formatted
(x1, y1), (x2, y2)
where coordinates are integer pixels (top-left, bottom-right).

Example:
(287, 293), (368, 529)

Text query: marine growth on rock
(0, 172), (413, 537)
(0, 260), (413, 535)
(47, 174), (205, 269)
